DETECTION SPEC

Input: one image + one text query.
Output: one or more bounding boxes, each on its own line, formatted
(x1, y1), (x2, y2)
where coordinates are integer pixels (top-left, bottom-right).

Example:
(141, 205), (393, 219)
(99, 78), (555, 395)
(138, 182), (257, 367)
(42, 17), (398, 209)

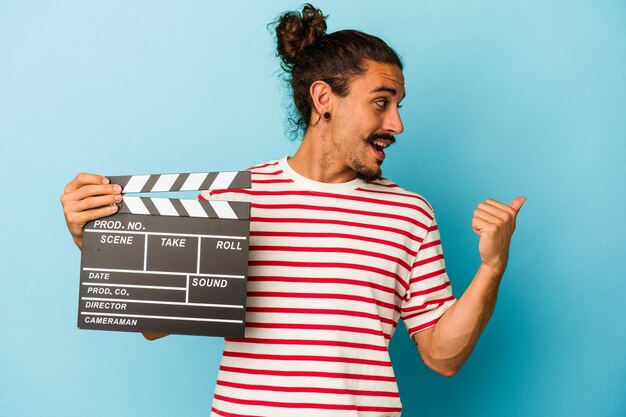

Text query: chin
(357, 173), (381, 181)
(356, 167), (382, 181)
(352, 157), (383, 181)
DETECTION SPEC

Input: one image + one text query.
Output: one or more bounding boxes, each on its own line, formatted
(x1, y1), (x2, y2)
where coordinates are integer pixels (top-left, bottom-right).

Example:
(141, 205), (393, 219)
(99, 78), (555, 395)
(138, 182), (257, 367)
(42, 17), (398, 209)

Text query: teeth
(372, 140), (389, 149)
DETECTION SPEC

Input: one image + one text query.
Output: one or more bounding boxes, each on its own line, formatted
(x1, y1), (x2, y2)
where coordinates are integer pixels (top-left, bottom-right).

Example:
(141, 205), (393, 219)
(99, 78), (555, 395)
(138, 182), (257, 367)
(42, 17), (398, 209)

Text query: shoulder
(355, 177), (436, 222)
(199, 159), (286, 200)
(247, 160), (282, 174)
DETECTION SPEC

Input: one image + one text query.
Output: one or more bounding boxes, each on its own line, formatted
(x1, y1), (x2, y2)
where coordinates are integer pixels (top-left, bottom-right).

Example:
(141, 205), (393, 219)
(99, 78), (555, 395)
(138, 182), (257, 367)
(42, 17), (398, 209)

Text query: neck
(288, 127), (357, 183)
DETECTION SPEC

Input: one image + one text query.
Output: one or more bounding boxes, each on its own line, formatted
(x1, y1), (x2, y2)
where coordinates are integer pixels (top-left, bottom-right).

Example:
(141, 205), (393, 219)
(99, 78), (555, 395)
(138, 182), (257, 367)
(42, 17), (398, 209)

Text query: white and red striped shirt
(201, 157), (456, 417)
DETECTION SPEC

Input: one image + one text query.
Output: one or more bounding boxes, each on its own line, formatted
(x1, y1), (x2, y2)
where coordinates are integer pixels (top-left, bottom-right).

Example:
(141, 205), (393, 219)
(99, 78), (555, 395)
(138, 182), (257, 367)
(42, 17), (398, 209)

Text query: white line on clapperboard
(84, 229), (247, 239)
(81, 267), (245, 279)
(80, 312), (242, 324)
(190, 237), (204, 303)
(144, 234), (148, 271)
(186, 275), (190, 303)
(82, 282), (184, 290)
(197, 237), (202, 273)
(81, 297), (243, 309)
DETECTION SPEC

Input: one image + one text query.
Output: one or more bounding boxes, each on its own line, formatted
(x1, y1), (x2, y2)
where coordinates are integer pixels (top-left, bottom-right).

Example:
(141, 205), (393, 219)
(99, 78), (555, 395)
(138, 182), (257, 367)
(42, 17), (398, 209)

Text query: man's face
(328, 60), (405, 181)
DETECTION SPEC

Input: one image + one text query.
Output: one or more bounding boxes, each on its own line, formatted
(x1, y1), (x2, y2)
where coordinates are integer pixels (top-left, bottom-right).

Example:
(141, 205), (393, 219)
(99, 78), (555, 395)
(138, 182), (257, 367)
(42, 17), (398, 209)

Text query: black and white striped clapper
(78, 170), (251, 338)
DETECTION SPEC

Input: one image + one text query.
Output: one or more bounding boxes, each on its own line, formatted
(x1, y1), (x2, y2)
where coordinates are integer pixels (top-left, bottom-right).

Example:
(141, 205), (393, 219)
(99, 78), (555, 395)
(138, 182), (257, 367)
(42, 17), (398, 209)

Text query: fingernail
(114, 194), (122, 202)
(111, 204), (119, 212)
(113, 185), (121, 193)
(102, 177), (110, 184)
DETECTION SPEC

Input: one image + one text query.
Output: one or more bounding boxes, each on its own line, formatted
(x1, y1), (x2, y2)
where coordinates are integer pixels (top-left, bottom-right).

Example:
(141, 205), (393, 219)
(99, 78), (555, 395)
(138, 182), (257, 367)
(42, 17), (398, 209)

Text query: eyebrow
(370, 86), (406, 99)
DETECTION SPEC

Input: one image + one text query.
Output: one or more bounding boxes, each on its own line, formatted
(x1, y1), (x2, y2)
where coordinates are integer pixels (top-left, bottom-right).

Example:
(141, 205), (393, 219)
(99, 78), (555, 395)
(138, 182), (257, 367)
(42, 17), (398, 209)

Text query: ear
(309, 80), (333, 121)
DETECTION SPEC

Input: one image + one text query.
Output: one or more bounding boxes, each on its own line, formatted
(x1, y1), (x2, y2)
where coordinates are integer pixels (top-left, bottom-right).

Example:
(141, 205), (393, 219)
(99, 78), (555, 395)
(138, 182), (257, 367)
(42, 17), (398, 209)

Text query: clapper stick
(108, 171), (250, 194)
(77, 171), (251, 337)
(117, 197), (249, 219)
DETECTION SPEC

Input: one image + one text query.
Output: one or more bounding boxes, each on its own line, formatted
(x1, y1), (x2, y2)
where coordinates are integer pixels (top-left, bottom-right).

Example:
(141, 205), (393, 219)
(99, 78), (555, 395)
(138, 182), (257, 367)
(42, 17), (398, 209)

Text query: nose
(384, 106), (404, 135)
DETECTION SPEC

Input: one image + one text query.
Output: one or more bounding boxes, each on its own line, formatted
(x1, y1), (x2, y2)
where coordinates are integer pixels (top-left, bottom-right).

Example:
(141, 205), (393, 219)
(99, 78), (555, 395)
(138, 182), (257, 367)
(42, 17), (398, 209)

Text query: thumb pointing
(509, 196), (526, 212)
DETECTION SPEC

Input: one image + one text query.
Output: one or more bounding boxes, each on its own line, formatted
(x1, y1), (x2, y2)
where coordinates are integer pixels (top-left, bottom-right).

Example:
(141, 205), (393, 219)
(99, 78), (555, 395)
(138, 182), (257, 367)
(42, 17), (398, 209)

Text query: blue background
(1, 1), (624, 416)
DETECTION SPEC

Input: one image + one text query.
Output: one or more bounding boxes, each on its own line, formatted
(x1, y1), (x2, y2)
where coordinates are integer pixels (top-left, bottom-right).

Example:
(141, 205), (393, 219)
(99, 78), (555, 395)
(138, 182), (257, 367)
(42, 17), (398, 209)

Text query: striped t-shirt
(201, 157), (456, 417)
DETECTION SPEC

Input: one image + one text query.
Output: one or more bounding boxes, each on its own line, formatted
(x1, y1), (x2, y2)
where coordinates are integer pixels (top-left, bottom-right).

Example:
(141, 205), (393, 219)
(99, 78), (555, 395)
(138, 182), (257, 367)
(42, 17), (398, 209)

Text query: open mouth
(371, 139), (391, 152)
(369, 137), (394, 161)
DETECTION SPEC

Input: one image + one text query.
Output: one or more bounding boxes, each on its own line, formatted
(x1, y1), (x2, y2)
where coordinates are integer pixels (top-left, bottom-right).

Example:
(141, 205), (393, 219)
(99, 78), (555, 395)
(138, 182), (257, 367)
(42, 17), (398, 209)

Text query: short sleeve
(401, 217), (456, 336)
(199, 189), (243, 202)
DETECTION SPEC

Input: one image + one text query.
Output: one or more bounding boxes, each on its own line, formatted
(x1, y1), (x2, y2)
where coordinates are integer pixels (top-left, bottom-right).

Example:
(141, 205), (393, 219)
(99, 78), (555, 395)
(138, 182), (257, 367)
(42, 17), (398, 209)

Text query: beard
(354, 160), (383, 181)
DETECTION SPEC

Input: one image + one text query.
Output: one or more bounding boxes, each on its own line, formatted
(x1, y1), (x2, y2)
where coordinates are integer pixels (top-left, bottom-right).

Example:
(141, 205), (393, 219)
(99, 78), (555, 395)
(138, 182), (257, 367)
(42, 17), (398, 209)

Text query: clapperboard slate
(78, 171), (251, 337)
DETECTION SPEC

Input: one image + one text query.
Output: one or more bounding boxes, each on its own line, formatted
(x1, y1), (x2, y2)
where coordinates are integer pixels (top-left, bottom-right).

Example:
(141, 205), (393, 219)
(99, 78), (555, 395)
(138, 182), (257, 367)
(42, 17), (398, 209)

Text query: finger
(485, 197), (526, 215)
(65, 173), (109, 193)
(484, 199), (518, 218)
(471, 217), (494, 234)
(70, 194), (123, 213)
(63, 184), (122, 203)
(67, 205), (119, 228)
(508, 196), (526, 213)
(477, 202), (511, 222)
(473, 208), (503, 225)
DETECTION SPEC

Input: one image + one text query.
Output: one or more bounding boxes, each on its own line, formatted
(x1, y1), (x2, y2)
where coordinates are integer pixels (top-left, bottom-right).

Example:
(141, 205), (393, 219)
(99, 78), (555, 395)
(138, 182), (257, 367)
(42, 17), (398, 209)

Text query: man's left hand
(471, 196), (526, 271)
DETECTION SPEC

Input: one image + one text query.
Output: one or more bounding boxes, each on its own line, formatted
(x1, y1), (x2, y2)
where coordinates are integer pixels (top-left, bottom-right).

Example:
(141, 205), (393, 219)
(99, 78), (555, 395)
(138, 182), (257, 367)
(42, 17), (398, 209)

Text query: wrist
(479, 261), (506, 277)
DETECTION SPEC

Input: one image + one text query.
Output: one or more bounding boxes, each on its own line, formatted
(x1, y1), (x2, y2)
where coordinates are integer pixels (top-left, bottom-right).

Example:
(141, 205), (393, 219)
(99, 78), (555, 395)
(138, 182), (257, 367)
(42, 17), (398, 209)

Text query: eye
(375, 99), (388, 109)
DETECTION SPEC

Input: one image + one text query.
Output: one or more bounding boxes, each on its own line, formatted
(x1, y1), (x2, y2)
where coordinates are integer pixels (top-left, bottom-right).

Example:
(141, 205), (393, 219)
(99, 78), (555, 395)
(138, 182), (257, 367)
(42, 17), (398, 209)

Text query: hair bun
(275, 4), (327, 67)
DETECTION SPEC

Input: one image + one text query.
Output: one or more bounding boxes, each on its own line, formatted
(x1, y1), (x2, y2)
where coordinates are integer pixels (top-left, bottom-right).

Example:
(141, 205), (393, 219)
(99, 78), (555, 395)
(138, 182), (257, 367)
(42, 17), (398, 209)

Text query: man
(61, 4), (524, 416)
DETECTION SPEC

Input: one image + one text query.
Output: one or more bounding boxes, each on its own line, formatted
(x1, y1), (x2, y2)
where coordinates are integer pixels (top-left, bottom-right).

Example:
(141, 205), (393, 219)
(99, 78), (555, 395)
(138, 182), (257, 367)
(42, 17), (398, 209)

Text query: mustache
(367, 133), (396, 145)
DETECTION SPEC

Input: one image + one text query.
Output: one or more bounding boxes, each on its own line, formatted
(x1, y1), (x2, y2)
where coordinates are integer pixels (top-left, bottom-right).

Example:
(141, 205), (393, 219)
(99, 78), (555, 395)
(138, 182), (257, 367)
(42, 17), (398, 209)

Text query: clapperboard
(78, 171), (251, 337)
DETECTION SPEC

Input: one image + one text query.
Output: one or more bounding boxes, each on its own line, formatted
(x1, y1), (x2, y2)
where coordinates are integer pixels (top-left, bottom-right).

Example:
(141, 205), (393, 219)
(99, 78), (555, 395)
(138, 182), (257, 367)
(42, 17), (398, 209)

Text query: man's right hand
(60, 173), (123, 250)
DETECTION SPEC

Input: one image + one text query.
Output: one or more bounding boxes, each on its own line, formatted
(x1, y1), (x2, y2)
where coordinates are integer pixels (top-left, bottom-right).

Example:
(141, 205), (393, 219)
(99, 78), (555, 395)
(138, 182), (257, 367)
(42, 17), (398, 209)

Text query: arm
(414, 197), (526, 377)
(142, 332), (169, 340)
(61, 173), (168, 341)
